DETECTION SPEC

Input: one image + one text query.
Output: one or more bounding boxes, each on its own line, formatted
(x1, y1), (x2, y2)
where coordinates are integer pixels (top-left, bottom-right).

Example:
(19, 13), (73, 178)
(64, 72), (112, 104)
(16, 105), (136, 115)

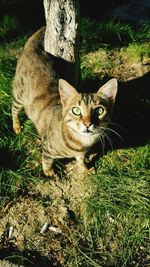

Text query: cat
(12, 27), (118, 176)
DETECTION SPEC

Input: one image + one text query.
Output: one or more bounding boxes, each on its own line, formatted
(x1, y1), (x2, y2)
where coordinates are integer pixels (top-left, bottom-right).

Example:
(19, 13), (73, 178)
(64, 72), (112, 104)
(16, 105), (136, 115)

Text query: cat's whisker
(100, 127), (115, 151)
(108, 122), (123, 129)
(98, 131), (106, 154)
(106, 127), (124, 143)
(103, 131), (114, 150)
(100, 125), (122, 140)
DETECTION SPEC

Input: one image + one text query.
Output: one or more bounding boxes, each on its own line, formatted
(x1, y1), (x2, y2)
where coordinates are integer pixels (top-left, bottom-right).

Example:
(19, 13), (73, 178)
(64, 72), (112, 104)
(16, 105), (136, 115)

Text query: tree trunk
(43, 0), (80, 88)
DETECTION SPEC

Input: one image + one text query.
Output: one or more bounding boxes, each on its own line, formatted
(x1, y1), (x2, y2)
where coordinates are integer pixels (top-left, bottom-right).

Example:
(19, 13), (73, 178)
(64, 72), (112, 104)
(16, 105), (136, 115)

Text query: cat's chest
(75, 132), (99, 148)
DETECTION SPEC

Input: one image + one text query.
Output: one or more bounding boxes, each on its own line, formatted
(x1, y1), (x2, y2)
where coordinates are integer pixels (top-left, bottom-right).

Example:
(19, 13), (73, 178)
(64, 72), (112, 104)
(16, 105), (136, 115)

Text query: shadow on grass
(83, 71), (150, 151)
(115, 71), (150, 147)
(0, 246), (60, 267)
(0, 148), (23, 171)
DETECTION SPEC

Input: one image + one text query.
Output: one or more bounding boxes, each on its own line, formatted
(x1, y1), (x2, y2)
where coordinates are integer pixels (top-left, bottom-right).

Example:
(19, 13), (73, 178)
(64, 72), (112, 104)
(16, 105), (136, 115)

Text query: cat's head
(58, 78), (118, 139)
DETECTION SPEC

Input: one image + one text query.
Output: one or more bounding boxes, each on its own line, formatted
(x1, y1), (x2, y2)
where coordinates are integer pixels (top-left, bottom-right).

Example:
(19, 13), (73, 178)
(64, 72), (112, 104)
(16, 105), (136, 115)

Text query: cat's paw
(43, 168), (55, 177)
(76, 164), (96, 175)
(88, 167), (96, 175)
(13, 123), (22, 134)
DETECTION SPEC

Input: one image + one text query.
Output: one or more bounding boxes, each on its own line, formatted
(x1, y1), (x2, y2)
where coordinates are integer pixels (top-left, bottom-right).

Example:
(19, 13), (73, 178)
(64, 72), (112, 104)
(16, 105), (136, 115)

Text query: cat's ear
(58, 79), (78, 105)
(97, 78), (118, 102)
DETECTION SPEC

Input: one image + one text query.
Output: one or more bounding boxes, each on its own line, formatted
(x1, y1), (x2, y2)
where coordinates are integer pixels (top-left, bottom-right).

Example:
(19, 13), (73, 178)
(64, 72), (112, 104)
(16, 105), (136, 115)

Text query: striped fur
(12, 27), (118, 176)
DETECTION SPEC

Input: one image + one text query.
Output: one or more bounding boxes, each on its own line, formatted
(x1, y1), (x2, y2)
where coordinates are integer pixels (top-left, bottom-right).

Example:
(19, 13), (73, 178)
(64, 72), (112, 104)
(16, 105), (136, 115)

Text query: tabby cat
(12, 27), (118, 176)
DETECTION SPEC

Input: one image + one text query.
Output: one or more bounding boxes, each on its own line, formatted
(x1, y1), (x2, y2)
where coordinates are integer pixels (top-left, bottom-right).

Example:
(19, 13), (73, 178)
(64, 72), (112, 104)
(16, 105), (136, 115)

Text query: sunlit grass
(81, 146), (150, 266)
(126, 43), (150, 59)
(0, 56), (41, 207)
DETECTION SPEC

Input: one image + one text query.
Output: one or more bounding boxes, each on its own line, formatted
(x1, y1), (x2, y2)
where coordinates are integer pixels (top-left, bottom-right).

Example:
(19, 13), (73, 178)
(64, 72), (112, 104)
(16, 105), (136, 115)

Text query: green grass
(0, 18), (150, 266)
(0, 14), (20, 43)
(126, 43), (150, 60)
(80, 18), (150, 82)
(81, 147), (150, 266)
(0, 55), (41, 207)
(60, 146), (150, 266)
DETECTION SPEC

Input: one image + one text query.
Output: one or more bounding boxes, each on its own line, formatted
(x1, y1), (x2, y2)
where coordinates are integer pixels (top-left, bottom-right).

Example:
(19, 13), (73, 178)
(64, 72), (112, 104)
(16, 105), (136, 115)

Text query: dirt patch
(82, 44), (150, 82)
(0, 162), (95, 266)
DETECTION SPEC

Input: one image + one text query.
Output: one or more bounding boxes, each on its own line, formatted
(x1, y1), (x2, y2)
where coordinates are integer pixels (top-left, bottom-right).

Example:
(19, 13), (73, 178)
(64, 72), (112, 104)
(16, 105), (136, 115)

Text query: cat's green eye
(95, 107), (104, 116)
(72, 107), (81, 116)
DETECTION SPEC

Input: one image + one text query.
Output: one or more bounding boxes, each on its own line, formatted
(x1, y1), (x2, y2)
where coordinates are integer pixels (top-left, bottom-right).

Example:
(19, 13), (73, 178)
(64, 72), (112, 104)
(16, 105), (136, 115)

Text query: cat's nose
(83, 120), (92, 129)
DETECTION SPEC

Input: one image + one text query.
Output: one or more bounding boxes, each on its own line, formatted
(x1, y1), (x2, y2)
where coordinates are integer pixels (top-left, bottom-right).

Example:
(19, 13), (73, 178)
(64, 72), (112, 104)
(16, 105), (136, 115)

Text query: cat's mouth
(68, 124), (96, 136)
(83, 129), (93, 134)
(82, 129), (96, 136)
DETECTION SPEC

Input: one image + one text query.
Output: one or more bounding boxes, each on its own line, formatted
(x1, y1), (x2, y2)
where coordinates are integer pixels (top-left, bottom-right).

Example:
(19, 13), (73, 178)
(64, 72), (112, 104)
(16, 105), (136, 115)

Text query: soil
(0, 161), (96, 266)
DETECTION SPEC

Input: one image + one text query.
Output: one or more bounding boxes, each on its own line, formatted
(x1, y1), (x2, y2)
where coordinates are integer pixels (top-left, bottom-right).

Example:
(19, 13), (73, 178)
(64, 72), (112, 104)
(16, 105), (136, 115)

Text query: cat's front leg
(76, 155), (88, 173)
(12, 101), (22, 134)
(42, 150), (54, 177)
(76, 155), (95, 175)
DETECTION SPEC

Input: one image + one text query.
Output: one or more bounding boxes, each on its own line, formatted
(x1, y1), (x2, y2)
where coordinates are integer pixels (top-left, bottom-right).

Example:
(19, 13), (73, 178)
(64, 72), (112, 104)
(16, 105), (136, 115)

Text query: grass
(126, 43), (150, 60)
(82, 147), (150, 266)
(0, 56), (41, 206)
(0, 18), (150, 266)
(80, 18), (150, 82)
(80, 18), (150, 52)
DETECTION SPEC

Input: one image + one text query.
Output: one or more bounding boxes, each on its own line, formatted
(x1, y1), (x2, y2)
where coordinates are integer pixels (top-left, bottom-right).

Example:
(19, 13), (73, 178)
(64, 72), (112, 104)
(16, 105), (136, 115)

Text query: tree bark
(43, 0), (80, 88)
